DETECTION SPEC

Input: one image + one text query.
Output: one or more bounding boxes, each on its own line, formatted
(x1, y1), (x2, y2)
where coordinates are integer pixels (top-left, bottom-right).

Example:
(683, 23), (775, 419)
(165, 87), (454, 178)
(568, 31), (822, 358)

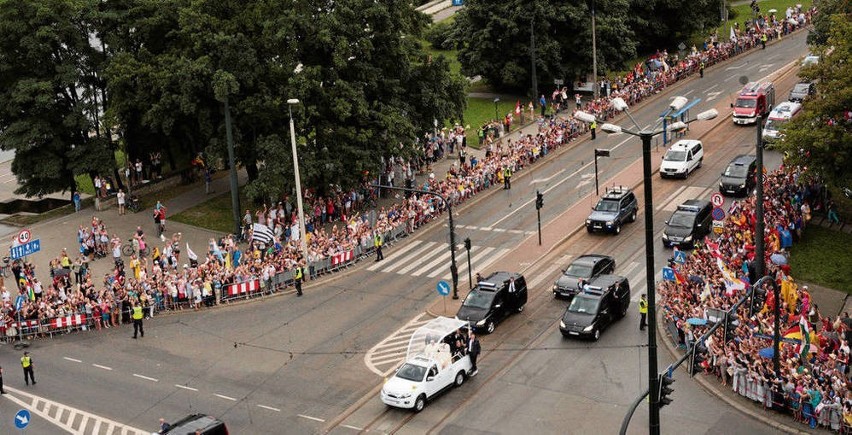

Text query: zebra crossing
(364, 313), (432, 376)
(2, 386), (149, 435)
(366, 240), (510, 281)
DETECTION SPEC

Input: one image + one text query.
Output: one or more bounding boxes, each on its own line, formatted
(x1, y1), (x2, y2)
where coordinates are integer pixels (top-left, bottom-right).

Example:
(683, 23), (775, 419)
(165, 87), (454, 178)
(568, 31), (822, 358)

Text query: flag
(225, 250), (232, 271)
(252, 223), (275, 245)
(674, 270), (687, 285)
(186, 243), (198, 261)
(716, 258), (746, 293)
(730, 26), (736, 42)
(798, 315), (811, 358)
(515, 100), (521, 115)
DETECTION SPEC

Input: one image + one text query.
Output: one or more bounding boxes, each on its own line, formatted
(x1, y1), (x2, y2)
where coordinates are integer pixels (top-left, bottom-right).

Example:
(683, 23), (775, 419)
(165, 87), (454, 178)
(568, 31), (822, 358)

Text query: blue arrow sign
(15, 295), (26, 311)
(15, 409), (31, 429)
(10, 239), (41, 260)
(436, 280), (451, 296)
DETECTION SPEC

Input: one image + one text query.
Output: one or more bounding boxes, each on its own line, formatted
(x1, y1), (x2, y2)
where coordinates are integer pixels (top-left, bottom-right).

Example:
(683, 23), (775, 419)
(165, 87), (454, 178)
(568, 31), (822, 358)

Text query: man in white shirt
(117, 190), (126, 215)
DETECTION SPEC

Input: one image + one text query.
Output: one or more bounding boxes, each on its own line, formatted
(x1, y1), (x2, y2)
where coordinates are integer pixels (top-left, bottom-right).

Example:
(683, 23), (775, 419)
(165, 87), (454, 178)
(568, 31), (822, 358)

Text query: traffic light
(658, 374), (675, 408)
(535, 190), (544, 210)
(464, 237), (471, 251)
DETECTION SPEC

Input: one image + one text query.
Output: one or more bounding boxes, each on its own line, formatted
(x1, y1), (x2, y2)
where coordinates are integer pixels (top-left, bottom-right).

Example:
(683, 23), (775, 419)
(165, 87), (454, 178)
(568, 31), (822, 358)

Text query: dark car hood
(555, 274), (583, 289)
(789, 91), (807, 101)
(588, 210), (617, 221)
(664, 225), (692, 238)
(562, 310), (594, 328)
(720, 175), (746, 186)
(456, 306), (488, 323)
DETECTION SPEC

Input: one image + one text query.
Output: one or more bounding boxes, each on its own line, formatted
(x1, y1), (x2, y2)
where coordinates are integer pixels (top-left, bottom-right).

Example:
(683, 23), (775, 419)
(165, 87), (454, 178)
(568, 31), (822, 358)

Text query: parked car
(662, 199), (712, 248)
(456, 272), (527, 334)
(559, 275), (630, 341)
(788, 82), (815, 103)
(381, 317), (472, 412)
(660, 139), (704, 179)
(585, 186), (638, 234)
(719, 154), (757, 197)
(552, 254), (616, 298)
(160, 414), (228, 435)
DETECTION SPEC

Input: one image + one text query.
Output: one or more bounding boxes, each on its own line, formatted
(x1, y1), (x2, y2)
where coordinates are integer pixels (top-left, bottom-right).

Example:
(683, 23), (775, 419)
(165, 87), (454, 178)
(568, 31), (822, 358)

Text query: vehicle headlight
(398, 392), (412, 399)
(585, 219), (591, 224)
(739, 183), (746, 188)
(719, 182), (724, 188)
(605, 221), (613, 226)
(476, 319), (487, 326)
(553, 284), (558, 291)
(559, 320), (566, 328)
(684, 235), (693, 242)
(662, 233), (669, 240)
(583, 325), (594, 332)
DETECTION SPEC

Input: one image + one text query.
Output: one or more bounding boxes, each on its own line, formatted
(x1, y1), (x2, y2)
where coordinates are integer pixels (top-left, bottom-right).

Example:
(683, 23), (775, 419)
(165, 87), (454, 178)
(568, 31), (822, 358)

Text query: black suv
(663, 199), (712, 248)
(552, 254), (616, 298)
(559, 275), (630, 341)
(161, 414), (228, 435)
(456, 272), (528, 334)
(585, 187), (639, 234)
(719, 154), (757, 197)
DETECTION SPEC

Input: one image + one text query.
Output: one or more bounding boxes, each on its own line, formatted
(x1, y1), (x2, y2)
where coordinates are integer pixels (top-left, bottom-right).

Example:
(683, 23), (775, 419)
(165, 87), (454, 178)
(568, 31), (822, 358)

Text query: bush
(425, 21), (457, 50)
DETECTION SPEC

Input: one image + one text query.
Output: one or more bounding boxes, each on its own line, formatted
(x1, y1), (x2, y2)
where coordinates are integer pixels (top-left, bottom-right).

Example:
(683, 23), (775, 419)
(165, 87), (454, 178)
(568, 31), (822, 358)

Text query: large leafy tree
(0, 0), (113, 198)
(778, 14), (852, 186)
(628, 0), (720, 53)
(454, 0), (635, 92)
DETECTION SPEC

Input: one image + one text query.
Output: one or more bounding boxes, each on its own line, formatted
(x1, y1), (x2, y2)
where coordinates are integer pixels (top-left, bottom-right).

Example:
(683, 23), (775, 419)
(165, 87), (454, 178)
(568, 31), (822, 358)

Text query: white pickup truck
(380, 317), (472, 412)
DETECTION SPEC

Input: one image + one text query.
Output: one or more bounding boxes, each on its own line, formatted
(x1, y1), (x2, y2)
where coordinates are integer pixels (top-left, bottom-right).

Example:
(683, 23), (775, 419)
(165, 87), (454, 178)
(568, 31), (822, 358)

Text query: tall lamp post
(493, 97), (500, 122)
(287, 99), (309, 263)
(575, 97), (717, 435)
(590, 0), (598, 100)
(223, 96), (242, 236)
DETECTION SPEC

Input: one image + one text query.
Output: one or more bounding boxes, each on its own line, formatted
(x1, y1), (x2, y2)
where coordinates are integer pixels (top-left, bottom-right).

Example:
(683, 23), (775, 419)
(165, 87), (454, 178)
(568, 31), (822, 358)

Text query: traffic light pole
(535, 190), (543, 245)
(465, 238), (473, 289)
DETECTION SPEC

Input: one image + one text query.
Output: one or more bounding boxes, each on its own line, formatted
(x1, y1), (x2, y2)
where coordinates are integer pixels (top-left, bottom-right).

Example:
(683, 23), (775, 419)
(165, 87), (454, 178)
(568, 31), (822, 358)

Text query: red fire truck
(732, 82), (776, 125)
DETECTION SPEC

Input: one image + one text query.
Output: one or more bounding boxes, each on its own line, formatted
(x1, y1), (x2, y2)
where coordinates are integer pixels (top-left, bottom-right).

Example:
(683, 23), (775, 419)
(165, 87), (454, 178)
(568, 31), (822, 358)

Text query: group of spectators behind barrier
(659, 163), (852, 431)
(1, 8), (816, 350)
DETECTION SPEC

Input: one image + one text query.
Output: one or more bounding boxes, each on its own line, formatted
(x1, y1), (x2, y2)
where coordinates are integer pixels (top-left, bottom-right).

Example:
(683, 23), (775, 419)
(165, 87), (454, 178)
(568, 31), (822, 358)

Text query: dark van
(559, 275), (630, 341)
(719, 154), (757, 197)
(456, 272), (527, 334)
(161, 414), (228, 435)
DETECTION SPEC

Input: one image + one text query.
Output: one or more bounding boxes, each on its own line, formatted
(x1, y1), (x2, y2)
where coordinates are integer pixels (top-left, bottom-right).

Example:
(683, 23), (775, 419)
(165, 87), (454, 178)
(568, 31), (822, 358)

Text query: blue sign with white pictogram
(662, 267), (675, 281)
(436, 280), (451, 296)
(673, 250), (687, 264)
(15, 409), (31, 429)
(711, 207), (726, 221)
(15, 295), (26, 310)
(10, 239), (41, 260)
(452, 0), (464, 5)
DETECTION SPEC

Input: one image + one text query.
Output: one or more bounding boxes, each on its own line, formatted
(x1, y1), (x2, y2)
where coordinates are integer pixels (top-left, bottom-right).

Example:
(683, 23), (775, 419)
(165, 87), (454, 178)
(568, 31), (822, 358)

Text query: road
(0, 30), (809, 434)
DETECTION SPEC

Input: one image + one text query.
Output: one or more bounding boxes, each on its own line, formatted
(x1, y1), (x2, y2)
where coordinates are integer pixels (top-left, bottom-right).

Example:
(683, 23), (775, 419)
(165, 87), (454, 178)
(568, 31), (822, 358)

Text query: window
(397, 363), (427, 382)
(724, 164), (749, 177)
(568, 296), (601, 314)
(663, 150), (687, 162)
(735, 98), (757, 108)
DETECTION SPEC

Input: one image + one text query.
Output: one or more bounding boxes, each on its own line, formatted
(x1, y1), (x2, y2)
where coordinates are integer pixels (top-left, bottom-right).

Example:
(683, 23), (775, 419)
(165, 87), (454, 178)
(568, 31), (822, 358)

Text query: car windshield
(794, 84), (809, 93)
(568, 296), (600, 314)
(462, 289), (494, 310)
(724, 164), (749, 177)
(564, 263), (593, 279)
(663, 150), (687, 162)
(594, 199), (620, 212)
(735, 98), (756, 108)
(396, 363), (427, 382)
(668, 211), (696, 228)
(764, 120), (782, 132)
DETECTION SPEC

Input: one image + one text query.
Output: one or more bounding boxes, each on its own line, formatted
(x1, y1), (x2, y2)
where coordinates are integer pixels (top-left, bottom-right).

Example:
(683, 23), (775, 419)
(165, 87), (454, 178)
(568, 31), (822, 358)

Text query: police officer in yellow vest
(294, 264), (304, 297)
(590, 120), (597, 140)
(21, 351), (35, 385)
(639, 294), (648, 331)
(699, 61), (705, 78)
(760, 33), (767, 49)
(374, 233), (384, 262)
(131, 301), (144, 339)
(503, 166), (513, 190)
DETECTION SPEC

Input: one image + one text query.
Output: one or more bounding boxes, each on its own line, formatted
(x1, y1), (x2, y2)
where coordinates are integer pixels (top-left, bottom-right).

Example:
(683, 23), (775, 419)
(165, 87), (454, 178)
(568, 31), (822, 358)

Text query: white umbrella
(768, 8), (778, 13)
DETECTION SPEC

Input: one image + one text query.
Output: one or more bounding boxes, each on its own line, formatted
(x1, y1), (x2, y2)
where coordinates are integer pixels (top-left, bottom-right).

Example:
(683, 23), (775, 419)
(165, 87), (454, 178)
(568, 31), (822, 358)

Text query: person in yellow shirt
(21, 351), (35, 385)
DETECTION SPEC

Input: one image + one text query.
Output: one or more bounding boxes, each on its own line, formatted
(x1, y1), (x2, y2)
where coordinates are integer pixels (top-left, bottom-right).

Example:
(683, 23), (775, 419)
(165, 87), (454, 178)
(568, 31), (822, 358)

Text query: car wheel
(455, 371), (465, 387)
(698, 157), (703, 168)
(592, 328), (601, 341)
(614, 224), (621, 235)
(517, 304), (525, 313)
(486, 320), (495, 334)
(629, 210), (637, 222)
(621, 305), (628, 318)
(586, 226), (593, 234)
(414, 394), (426, 412)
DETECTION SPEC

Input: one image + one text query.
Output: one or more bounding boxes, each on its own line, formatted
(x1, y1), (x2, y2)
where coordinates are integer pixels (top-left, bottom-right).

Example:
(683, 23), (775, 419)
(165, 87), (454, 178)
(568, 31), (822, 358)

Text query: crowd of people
(660, 165), (851, 431)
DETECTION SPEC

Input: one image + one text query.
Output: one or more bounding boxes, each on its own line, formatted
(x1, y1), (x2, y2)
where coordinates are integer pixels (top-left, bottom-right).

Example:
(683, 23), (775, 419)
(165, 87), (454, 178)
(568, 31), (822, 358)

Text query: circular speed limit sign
(17, 229), (32, 245)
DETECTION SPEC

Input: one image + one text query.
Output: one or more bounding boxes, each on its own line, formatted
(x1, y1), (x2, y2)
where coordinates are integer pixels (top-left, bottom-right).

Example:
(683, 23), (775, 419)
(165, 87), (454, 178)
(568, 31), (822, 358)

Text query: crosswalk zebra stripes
(367, 240), (510, 281)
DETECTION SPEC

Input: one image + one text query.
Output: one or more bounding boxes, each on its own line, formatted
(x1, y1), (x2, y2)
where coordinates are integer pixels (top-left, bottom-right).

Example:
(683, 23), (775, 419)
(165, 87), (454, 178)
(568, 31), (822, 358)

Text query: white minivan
(660, 139), (704, 179)
(380, 317), (472, 412)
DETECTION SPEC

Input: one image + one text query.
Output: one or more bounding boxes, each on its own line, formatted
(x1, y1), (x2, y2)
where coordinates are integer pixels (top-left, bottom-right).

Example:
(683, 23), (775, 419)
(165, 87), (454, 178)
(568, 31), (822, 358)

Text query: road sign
(15, 295), (26, 310)
(16, 229), (32, 245)
(662, 267), (675, 281)
(15, 409), (31, 429)
(712, 220), (724, 234)
(451, 0), (464, 6)
(710, 193), (724, 207)
(554, 79), (564, 86)
(436, 280), (451, 296)
(711, 207), (726, 221)
(673, 250), (687, 264)
(10, 239), (41, 260)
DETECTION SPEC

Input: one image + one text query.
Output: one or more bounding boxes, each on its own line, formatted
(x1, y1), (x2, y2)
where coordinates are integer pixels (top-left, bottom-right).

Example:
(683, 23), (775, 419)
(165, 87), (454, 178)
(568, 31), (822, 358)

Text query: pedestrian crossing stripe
(367, 240), (510, 279)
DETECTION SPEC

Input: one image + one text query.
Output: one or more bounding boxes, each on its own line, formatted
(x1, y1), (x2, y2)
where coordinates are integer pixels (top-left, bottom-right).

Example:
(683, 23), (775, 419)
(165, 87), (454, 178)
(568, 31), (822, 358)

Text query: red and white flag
(515, 100), (521, 115)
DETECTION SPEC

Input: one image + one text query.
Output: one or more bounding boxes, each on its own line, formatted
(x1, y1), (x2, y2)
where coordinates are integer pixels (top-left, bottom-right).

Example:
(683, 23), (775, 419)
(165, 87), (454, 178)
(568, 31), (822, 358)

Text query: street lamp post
(493, 97), (500, 122)
(575, 97), (717, 435)
(288, 99), (309, 264)
(223, 96), (242, 236)
(591, 0), (598, 100)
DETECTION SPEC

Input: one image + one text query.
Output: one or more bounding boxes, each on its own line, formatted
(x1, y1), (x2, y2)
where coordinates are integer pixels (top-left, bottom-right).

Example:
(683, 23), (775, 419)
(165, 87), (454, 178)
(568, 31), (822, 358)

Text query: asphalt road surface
(0, 29), (809, 435)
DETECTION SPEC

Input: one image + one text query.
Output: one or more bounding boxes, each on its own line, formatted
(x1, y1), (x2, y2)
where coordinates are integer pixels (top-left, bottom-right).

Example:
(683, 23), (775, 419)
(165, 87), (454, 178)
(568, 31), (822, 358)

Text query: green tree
(0, 0), (112, 198)
(628, 0), (720, 53)
(454, 0), (636, 92)
(778, 14), (852, 186)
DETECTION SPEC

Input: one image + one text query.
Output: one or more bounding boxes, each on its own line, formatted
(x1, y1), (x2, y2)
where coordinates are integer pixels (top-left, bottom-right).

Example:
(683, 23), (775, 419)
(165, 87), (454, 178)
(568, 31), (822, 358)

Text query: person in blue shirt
(232, 247), (242, 268)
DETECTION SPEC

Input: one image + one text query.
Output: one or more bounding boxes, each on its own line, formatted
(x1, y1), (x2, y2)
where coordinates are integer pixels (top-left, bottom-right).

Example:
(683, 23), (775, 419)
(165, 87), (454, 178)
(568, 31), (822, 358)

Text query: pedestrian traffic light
(464, 237), (471, 251)
(658, 374), (675, 408)
(535, 191), (544, 210)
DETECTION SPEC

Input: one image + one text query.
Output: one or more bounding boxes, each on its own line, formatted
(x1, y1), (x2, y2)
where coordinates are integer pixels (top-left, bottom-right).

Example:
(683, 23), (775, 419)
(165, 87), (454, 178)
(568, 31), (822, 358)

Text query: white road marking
(528, 260), (570, 290)
(682, 89), (694, 97)
(706, 84), (719, 92)
(660, 186), (707, 212)
(214, 393), (237, 401)
(132, 373), (158, 382)
(405, 246), (452, 276)
(92, 364), (112, 370)
(379, 241), (439, 273)
(364, 313), (428, 376)
(758, 63), (775, 73)
(257, 404), (281, 412)
(441, 247), (508, 280)
(706, 91), (722, 101)
(175, 384), (198, 391)
(298, 414), (326, 422)
(530, 171), (560, 185)
(366, 240), (423, 271)
(656, 186), (687, 211)
(63, 357), (82, 363)
(725, 62), (747, 70)
(342, 424), (364, 430)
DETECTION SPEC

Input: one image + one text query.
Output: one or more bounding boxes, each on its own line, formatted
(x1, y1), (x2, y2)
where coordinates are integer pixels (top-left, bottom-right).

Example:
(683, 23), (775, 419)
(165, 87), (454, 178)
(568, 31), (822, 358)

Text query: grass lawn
(789, 225), (852, 294)
(171, 190), (249, 234)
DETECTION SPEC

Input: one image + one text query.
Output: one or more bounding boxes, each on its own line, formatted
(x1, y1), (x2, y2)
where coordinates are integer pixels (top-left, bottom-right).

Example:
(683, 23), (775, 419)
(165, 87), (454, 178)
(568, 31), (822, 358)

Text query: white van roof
(670, 139), (702, 150)
(406, 316), (468, 360)
(768, 102), (802, 120)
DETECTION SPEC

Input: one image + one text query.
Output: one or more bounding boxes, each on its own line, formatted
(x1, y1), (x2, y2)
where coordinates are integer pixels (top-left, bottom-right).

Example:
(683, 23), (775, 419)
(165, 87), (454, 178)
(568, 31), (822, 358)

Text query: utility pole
(591, 0), (598, 100)
(223, 96), (241, 236)
(530, 19), (538, 103)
